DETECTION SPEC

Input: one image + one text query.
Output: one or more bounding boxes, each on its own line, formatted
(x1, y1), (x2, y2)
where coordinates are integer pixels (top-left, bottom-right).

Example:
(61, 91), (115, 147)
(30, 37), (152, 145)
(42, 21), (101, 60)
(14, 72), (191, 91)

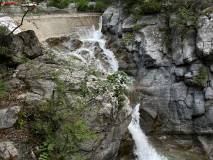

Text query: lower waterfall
(128, 104), (168, 160)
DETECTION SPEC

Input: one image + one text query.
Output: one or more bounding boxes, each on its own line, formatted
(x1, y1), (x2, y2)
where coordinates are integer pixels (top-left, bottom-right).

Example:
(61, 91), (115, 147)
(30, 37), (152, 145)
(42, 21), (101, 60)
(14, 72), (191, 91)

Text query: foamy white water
(69, 16), (118, 73)
(0, 16), (21, 34)
(128, 104), (168, 160)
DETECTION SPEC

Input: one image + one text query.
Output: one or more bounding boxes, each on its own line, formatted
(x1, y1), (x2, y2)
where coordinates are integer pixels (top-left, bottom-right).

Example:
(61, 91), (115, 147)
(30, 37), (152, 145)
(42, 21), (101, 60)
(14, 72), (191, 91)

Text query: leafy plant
(0, 78), (6, 101)
(0, 26), (8, 35)
(76, 0), (89, 11)
(170, 7), (199, 30)
(0, 46), (9, 56)
(192, 66), (207, 87)
(48, 0), (74, 9)
(163, 34), (172, 51)
(133, 22), (148, 31)
(121, 32), (134, 46)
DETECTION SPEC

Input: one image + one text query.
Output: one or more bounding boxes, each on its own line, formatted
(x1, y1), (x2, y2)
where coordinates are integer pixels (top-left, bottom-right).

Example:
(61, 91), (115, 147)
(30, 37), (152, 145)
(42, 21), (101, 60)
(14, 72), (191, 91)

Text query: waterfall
(68, 16), (167, 160)
(69, 16), (118, 73)
(128, 104), (168, 160)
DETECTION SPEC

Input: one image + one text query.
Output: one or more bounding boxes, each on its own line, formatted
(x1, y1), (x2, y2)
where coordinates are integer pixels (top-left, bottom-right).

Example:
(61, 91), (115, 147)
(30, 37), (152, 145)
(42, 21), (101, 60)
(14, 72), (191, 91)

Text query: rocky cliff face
(0, 30), (132, 160)
(102, 6), (213, 159)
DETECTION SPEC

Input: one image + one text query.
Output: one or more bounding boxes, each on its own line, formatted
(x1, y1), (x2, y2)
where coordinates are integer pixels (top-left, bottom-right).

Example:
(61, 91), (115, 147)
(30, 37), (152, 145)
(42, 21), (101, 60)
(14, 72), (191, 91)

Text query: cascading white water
(128, 104), (168, 160)
(0, 16), (21, 34)
(69, 16), (118, 73)
(68, 16), (168, 160)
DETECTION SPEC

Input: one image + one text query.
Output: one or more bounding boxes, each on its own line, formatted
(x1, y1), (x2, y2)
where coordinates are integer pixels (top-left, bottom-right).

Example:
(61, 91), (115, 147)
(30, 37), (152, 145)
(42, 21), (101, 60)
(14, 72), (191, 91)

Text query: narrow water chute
(128, 104), (167, 160)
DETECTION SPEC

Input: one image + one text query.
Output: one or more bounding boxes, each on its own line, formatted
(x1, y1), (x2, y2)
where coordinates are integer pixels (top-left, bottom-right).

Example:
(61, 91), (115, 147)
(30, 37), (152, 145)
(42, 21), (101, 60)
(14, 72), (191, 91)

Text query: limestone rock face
(137, 15), (170, 68)
(197, 14), (213, 59)
(102, 6), (213, 159)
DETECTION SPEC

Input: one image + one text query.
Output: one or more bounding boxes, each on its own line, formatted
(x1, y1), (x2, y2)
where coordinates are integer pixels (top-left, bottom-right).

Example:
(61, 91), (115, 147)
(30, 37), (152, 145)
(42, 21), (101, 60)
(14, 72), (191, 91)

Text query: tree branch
(8, 7), (34, 36)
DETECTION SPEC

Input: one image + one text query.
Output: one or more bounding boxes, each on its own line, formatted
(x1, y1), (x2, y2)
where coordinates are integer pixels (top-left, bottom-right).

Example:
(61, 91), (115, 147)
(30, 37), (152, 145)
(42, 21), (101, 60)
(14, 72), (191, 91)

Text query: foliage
(121, 32), (134, 46)
(170, 7), (199, 30)
(123, 0), (163, 16)
(0, 26), (8, 35)
(48, 0), (74, 9)
(0, 46), (8, 56)
(18, 54), (33, 64)
(133, 22), (148, 31)
(0, 78), (6, 101)
(192, 66), (207, 87)
(163, 34), (172, 51)
(76, 0), (89, 11)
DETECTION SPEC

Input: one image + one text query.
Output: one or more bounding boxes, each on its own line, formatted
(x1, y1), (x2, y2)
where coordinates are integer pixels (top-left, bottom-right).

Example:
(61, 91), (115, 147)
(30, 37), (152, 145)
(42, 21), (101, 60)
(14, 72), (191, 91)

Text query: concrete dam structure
(12, 13), (101, 42)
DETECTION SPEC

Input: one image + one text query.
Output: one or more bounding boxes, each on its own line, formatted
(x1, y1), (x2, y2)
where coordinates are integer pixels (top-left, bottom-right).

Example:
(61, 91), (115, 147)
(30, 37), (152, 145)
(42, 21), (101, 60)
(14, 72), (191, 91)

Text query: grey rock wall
(102, 6), (213, 159)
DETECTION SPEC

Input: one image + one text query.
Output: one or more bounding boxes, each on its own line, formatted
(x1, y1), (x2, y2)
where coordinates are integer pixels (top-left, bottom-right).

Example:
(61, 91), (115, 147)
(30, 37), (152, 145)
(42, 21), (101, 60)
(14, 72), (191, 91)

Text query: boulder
(0, 106), (21, 129)
(122, 15), (134, 32)
(205, 87), (213, 100)
(0, 141), (18, 160)
(0, 30), (42, 65)
(193, 92), (205, 116)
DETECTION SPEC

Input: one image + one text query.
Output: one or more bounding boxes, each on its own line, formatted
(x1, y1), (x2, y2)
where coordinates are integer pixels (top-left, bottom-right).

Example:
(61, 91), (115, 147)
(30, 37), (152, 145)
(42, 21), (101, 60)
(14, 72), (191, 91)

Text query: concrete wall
(13, 13), (101, 42)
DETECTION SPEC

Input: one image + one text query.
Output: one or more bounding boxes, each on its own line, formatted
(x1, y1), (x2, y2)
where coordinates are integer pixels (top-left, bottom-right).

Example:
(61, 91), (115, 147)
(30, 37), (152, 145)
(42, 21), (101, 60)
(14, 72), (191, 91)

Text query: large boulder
(0, 141), (18, 160)
(0, 30), (42, 66)
(0, 106), (21, 129)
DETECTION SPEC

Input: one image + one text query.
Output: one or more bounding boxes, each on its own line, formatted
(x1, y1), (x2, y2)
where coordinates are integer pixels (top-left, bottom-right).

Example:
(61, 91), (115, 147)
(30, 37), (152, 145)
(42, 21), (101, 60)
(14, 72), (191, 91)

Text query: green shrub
(163, 34), (172, 51)
(0, 79), (6, 101)
(94, 1), (108, 12)
(0, 26), (8, 35)
(0, 46), (8, 56)
(121, 32), (134, 46)
(170, 7), (199, 30)
(133, 22), (148, 31)
(192, 66), (207, 87)
(123, 0), (163, 16)
(48, 0), (74, 9)
(76, 0), (89, 11)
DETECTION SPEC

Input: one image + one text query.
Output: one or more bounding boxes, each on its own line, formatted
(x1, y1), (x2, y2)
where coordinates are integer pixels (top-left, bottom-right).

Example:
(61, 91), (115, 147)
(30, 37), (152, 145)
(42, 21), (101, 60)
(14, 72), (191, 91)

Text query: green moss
(192, 66), (207, 87)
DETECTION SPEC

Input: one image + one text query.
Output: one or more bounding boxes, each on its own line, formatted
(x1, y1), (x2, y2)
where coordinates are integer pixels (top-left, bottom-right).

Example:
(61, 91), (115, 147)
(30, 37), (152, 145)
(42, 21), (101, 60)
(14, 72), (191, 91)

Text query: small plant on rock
(192, 66), (207, 87)
(121, 32), (134, 46)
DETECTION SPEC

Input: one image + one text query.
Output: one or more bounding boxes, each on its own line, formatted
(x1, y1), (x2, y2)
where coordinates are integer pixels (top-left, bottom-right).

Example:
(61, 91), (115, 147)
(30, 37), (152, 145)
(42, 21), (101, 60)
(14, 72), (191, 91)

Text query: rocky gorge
(102, 3), (213, 160)
(1, 0), (213, 160)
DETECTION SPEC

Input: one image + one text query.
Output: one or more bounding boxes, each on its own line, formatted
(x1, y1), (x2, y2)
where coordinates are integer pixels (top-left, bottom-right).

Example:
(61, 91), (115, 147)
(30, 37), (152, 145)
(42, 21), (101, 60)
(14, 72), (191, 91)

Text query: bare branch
(8, 7), (34, 36)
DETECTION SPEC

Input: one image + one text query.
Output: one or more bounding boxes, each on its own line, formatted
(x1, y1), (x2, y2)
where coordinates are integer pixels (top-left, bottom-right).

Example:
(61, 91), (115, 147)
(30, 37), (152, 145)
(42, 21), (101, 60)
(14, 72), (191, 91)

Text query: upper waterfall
(69, 16), (118, 73)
